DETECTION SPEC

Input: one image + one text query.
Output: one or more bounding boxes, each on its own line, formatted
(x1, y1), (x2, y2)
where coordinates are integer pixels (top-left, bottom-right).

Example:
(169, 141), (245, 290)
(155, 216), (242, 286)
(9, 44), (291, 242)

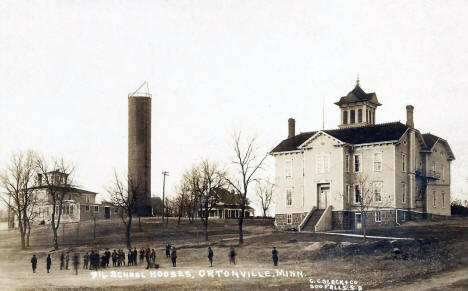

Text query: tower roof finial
(356, 74), (360, 87)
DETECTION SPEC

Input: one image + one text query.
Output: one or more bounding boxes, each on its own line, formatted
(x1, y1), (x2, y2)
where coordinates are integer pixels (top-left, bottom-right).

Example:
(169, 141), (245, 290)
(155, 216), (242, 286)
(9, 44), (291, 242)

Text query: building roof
(31, 185), (97, 195)
(271, 122), (409, 153)
(421, 133), (439, 149)
(334, 84), (381, 106)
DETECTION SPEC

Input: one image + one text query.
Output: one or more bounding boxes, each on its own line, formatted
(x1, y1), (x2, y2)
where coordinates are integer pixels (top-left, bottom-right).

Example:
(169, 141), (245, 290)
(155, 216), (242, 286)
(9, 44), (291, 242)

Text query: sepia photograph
(1, 1), (468, 290)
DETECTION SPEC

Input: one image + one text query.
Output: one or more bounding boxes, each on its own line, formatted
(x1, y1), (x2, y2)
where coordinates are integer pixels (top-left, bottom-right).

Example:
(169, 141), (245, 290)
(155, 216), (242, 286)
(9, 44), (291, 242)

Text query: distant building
(271, 81), (454, 231)
(198, 188), (255, 219)
(10, 171), (115, 228)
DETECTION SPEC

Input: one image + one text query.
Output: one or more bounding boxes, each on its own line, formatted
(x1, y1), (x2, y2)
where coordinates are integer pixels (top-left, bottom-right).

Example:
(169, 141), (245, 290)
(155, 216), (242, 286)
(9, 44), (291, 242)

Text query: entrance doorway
(318, 185), (330, 209)
(104, 207), (110, 219)
(355, 212), (362, 230)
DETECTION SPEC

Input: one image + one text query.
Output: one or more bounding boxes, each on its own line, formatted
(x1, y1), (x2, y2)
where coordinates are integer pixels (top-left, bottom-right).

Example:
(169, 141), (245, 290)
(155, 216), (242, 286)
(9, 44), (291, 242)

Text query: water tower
(128, 82), (152, 216)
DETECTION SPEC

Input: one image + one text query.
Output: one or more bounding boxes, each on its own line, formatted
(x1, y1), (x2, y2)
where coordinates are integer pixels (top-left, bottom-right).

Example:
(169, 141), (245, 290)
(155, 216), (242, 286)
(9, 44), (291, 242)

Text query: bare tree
(35, 156), (75, 250)
(255, 179), (274, 218)
(226, 131), (267, 244)
(183, 167), (200, 224)
(174, 182), (190, 225)
(107, 171), (140, 248)
(184, 160), (225, 241)
(351, 173), (391, 240)
(0, 151), (38, 249)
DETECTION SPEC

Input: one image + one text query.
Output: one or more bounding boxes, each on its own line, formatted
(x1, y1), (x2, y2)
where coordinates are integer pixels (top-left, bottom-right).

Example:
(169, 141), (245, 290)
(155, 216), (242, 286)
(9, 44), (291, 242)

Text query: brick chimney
(406, 105), (414, 128)
(288, 118), (295, 138)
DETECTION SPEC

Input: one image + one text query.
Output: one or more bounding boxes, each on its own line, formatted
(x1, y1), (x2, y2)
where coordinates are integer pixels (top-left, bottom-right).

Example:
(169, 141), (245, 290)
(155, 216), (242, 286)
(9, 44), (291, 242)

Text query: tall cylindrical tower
(128, 88), (152, 216)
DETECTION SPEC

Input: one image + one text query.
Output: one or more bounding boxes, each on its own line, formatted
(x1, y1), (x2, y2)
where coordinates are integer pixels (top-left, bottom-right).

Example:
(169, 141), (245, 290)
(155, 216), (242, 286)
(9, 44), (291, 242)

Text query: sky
(1, 0), (468, 213)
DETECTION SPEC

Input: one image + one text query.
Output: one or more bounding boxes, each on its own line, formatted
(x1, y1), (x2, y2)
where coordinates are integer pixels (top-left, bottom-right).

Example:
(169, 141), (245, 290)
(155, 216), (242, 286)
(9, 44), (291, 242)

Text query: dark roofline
(30, 185), (98, 195)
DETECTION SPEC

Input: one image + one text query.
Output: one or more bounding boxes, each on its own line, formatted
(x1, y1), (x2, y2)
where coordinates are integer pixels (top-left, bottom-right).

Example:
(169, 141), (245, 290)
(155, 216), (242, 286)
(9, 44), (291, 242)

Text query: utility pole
(161, 171), (169, 224)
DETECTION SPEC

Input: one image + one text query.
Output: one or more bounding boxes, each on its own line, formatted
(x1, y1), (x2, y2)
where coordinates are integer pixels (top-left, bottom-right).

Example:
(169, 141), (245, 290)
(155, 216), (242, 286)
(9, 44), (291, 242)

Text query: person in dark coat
(272, 247), (279, 266)
(105, 250), (111, 267)
(139, 248), (145, 264)
(65, 251), (70, 270)
(151, 249), (156, 267)
(60, 252), (65, 270)
(31, 254), (37, 273)
(83, 252), (89, 269)
(170, 247), (177, 267)
(208, 247), (213, 267)
(73, 252), (80, 275)
(165, 243), (171, 258)
(46, 254), (51, 273)
(112, 250), (117, 267)
(145, 248), (151, 269)
(133, 248), (138, 266)
(229, 247), (236, 265)
(128, 249), (132, 266)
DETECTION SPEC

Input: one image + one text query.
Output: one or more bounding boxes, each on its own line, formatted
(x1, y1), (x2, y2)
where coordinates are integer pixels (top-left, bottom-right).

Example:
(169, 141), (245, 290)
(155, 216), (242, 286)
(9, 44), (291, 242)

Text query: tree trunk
(26, 220), (31, 247)
(18, 214), (26, 249)
(203, 218), (208, 241)
(238, 209), (245, 245)
(52, 225), (59, 250)
(126, 215), (132, 248)
(93, 218), (97, 241)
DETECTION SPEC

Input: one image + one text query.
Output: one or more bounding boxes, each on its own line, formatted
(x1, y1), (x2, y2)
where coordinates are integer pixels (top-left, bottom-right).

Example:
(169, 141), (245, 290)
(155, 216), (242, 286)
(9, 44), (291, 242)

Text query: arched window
(358, 109), (362, 123)
(343, 111), (348, 124)
(350, 110), (355, 124)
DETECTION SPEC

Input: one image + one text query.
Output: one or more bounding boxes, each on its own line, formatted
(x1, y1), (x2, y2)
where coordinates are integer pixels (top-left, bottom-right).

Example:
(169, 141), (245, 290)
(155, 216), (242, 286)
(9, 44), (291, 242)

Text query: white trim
(297, 131), (344, 149)
(373, 152), (383, 172)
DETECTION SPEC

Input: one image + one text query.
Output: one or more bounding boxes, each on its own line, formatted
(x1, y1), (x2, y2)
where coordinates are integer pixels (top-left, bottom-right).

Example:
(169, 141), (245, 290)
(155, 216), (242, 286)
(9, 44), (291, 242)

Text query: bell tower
(335, 78), (381, 128)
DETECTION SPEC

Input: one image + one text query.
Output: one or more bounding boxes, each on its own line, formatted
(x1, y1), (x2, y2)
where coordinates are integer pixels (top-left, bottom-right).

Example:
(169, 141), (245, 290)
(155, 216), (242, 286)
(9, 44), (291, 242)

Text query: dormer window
(343, 111), (348, 125)
(350, 110), (355, 124)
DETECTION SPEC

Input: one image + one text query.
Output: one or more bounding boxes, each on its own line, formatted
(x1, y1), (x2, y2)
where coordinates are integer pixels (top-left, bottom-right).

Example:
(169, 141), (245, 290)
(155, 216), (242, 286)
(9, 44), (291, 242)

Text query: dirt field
(1, 217), (468, 290)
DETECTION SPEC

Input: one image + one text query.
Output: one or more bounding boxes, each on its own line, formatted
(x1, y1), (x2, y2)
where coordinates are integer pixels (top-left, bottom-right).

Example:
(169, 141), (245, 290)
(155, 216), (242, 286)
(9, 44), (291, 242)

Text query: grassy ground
(1, 217), (468, 290)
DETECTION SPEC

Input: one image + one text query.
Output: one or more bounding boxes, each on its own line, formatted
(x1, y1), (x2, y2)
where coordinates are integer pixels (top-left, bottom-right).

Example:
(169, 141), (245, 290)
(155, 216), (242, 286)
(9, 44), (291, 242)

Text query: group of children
(30, 244), (279, 273)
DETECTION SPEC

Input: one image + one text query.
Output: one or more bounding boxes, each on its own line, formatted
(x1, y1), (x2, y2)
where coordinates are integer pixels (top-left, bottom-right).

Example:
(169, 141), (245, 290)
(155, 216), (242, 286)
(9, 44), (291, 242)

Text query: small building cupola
(335, 78), (381, 128)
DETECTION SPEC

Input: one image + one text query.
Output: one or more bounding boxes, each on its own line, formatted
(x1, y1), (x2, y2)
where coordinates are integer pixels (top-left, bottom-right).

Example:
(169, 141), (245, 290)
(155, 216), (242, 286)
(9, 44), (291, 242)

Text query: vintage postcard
(1, 1), (467, 290)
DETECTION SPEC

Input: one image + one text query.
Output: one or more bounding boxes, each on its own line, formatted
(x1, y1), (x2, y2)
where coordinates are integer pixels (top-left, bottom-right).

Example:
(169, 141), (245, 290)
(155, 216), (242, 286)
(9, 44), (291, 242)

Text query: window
(375, 211), (382, 222)
(402, 183), (407, 204)
(343, 111), (348, 125)
(431, 161), (436, 173)
(442, 192), (445, 208)
(433, 191), (436, 207)
(345, 154), (350, 172)
(285, 160), (292, 178)
(317, 152), (330, 174)
(286, 189), (292, 206)
(366, 109), (369, 123)
(350, 110), (355, 124)
(70, 205), (74, 215)
(346, 184), (351, 203)
(85, 205), (90, 212)
(372, 111), (375, 124)
(86, 195), (90, 203)
(114, 207), (118, 213)
(354, 155), (361, 172)
(94, 206), (99, 213)
(374, 152), (382, 172)
(358, 109), (362, 123)
(354, 184), (361, 204)
(373, 181), (383, 202)
(287, 214), (292, 224)
(401, 153), (407, 172)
